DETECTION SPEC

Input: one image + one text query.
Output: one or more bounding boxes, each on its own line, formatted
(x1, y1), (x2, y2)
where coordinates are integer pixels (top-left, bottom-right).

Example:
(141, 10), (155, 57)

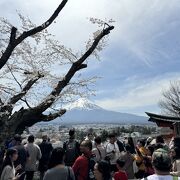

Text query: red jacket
(114, 170), (128, 180)
(72, 154), (89, 180)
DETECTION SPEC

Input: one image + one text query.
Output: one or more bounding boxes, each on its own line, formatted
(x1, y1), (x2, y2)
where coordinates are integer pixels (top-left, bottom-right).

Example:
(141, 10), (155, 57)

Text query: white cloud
(1, 0), (180, 116)
(95, 72), (180, 112)
(1, 0), (180, 58)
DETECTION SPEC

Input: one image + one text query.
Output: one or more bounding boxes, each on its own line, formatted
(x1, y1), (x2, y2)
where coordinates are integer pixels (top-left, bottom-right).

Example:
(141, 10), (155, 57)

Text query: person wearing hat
(142, 148), (180, 180)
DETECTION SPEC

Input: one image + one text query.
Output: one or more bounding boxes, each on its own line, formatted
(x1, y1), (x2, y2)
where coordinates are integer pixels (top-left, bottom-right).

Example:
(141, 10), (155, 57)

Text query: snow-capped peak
(65, 98), (102, 111)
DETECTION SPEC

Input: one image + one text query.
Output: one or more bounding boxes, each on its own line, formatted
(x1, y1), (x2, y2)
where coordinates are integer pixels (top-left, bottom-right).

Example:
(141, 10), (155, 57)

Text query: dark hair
(138, 139), (146, 147)
(154, 143), (164, 150)
(28, 135), (34, 143)
(156, 135), (164, 144)
(127, 137), (135, 148)
(87, 133), (93, 138)
(94, 136), (102, 145)
(108, 133), (115, 138)
(97, 160), (111, 180)
(116, 158), (125, 168)
(125, 144), (131, 152)
(152, 156), (171, 172)
(14, 134), (22, 143)
(69, 129), (75, 137)
(1, 149), (17, 174)
(48, 147), (65, 169)
(42, 135), (48, 141)
(152, 149), (172, 172)
(81, 140), (92, 150)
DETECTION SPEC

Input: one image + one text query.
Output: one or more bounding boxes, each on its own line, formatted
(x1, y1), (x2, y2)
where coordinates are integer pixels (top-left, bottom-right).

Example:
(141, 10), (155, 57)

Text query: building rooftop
(146, 112), (180, 123)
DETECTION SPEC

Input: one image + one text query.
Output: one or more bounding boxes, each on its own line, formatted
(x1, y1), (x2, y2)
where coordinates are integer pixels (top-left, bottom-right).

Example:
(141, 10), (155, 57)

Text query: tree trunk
(0, 19), (114, 147)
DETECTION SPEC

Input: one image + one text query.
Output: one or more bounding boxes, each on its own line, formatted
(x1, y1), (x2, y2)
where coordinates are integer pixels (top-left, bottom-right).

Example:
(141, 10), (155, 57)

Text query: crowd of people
(0, 129), (180, 180)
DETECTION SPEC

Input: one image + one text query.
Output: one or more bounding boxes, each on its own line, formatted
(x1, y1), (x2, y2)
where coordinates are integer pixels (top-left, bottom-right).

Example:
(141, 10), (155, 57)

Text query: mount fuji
(64, 98), (102, 111)
(49, 98), (149, 125)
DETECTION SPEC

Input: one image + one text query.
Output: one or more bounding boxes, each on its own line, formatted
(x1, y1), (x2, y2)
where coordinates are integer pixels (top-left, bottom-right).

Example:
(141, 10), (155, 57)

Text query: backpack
(63, 140), (79, 166)
(105, 143), (116, 162)
(87, 154), (96, 180)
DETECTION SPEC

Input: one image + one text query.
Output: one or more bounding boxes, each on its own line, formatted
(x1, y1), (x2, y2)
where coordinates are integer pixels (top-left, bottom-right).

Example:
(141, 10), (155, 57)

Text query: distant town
(23, 122), (171, 147)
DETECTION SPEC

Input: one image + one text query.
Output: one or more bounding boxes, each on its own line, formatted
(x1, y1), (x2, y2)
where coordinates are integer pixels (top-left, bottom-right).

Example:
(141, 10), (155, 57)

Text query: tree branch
(35, 25), (114, 113)
(20, 98), (32, 109)
(159, 81), (180, 116)
(0, 0), (68, 70)
(40, 109), (66, 122)
(10, 27), (17, 44)
(9, 73), (43, 104)
(7, 64), (22, 89)
(15, 0), (68, 44)
(0, 98), (4, 106)
(9, 108), (66, 134)
(76, 63), (87, 71)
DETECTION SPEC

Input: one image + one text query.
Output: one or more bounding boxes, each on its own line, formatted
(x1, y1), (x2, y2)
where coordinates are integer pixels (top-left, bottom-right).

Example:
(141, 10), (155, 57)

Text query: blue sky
(1, 0), (180, 116)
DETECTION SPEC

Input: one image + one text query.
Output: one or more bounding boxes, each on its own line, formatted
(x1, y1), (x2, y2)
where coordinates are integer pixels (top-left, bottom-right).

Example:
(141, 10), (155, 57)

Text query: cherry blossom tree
(0, 0), (114, 145)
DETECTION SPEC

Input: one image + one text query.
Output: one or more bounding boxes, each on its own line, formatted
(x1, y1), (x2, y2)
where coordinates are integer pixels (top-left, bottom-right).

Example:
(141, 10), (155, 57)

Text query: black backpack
(63, 140), (80, 166)
(87, 154), (96, 180)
